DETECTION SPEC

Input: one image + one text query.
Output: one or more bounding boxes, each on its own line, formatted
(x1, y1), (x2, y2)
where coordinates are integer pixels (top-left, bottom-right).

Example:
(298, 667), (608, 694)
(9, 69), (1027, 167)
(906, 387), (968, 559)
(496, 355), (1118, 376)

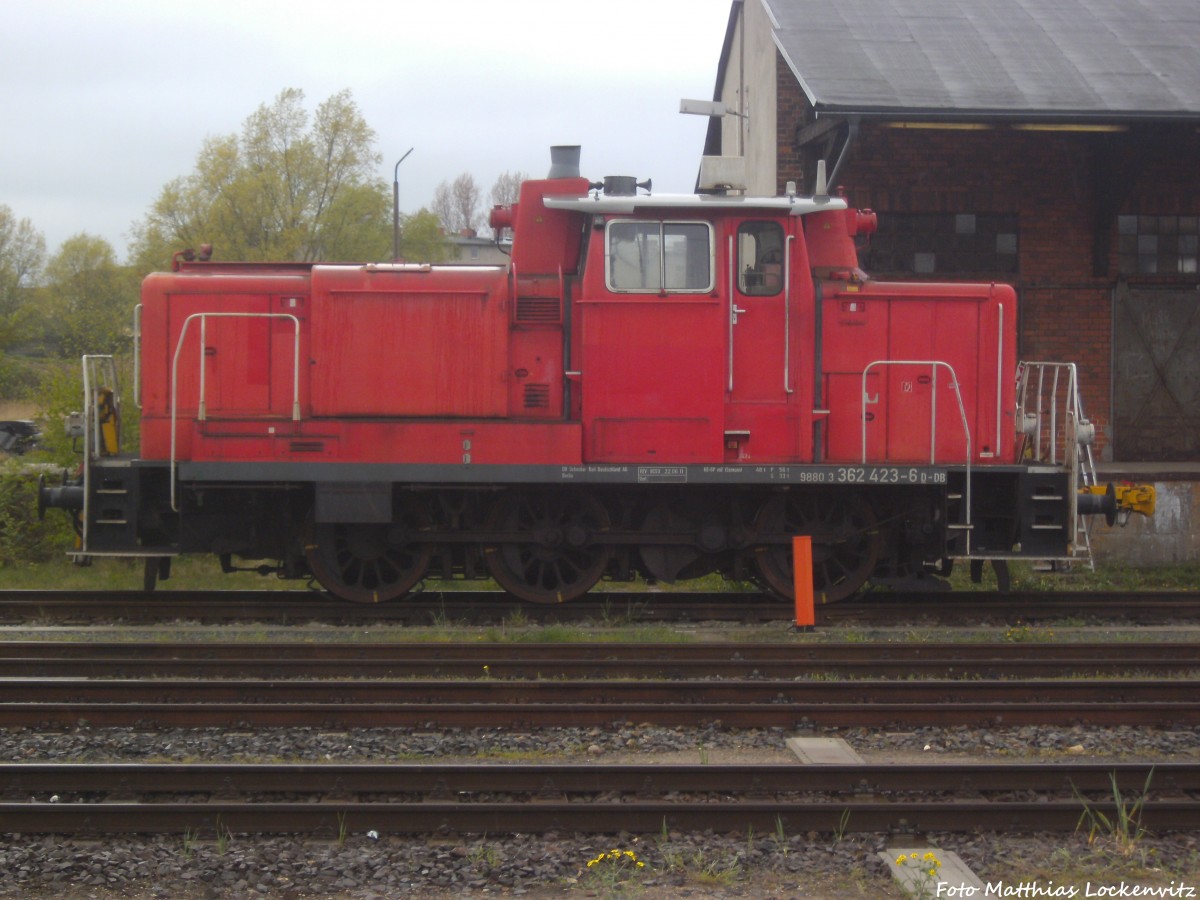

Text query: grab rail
(169, 312), (301, 511)
(1015, 361), (1096, 559)
(1015, 361), (1094, 479)
(79, 355), (119, 552)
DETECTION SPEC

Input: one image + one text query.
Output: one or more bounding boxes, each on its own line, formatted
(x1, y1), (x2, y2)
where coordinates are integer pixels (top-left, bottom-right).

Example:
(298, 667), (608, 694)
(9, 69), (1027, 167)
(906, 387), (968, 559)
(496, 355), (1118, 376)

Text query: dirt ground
(0, 400), (38, 419)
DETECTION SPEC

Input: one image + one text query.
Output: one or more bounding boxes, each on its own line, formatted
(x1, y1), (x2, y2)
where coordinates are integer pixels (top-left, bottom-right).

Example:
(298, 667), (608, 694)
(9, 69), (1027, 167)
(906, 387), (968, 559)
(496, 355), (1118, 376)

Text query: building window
(858, 213), (1019, 276)
(1117, 215), (1199, 276)
(606, 220), (713, 293)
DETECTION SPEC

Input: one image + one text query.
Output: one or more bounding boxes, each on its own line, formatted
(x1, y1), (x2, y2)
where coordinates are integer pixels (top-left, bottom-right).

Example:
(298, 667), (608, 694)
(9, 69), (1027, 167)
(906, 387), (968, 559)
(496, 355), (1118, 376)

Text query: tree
(398, 209), (454, 263)
(431, 173), (483, 234)
(129, 88), (391, 270)
(489, 170), (528, 209)
(39, 234), (138, 358)
(0, 207), (46, 351)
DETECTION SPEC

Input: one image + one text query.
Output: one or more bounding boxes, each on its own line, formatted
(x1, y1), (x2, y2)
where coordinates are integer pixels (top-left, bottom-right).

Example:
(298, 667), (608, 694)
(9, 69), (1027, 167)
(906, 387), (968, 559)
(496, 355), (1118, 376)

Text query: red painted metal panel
(821, 280), (1017, 464)
(821, 288), (889, 461)
(507, 327), (564, 419)
(722, 218), (816, 462)
(510, 178), (589, 275)
(580, 298), (724, 463)
(187, 421), (581, 464)
(309, 266), (510, 418)
(139, 271), (312, 460)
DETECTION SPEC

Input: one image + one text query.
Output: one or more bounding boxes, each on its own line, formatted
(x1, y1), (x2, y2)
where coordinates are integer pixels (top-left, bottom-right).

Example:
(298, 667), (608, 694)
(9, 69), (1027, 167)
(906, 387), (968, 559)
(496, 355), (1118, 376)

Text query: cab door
(724, 218), (811, 461)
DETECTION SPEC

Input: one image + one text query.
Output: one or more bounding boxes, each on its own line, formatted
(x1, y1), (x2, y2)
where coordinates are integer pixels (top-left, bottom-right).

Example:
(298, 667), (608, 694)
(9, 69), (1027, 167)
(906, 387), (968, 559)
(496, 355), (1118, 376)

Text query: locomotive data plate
(178, 461), (950, 486)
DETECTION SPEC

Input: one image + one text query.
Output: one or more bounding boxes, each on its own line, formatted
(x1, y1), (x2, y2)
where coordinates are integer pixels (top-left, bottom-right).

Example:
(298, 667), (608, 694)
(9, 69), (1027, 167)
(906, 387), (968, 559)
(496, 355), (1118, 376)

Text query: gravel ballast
(1, 722), (1198, 897)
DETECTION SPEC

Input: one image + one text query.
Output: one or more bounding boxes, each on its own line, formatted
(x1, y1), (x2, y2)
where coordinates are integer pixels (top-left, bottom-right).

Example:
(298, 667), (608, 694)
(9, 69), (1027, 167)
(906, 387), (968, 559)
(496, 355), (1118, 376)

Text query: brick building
(702, 0), (1200, 461)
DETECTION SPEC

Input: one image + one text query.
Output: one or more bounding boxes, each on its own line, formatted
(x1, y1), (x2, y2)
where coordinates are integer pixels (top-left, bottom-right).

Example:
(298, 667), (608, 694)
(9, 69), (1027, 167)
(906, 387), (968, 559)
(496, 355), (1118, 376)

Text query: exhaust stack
(547, 145), (581, 179)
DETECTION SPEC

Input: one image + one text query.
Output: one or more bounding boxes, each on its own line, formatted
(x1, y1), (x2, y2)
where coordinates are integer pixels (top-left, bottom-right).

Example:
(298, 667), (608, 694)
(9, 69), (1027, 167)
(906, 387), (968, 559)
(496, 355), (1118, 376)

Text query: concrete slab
(785, 736), (864, 764)
(880, 847), (984, 897)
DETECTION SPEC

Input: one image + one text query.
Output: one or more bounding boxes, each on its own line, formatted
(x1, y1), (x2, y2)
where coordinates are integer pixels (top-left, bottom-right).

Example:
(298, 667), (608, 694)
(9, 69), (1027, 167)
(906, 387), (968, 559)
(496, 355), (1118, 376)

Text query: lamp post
(392, 148), (414, 261)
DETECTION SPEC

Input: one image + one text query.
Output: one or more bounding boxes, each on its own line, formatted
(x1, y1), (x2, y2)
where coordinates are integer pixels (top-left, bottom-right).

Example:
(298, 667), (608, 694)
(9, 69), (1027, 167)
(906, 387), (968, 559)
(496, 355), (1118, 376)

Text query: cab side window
(738, 221), (784, 295)
(607, 220), (712, 293)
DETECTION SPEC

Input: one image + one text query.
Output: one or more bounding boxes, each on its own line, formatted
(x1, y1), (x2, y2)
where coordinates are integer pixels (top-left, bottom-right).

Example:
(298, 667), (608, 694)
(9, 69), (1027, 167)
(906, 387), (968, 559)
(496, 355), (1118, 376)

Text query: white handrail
(170, 312), (302, 511)
(79, 355), (119, 552)
(726, 235), (735, 392)
(860, 360), (971, 465)
(1015, 361), (1095, 558)
(783, 234), (794, 395)
(132, 304), (142, 410)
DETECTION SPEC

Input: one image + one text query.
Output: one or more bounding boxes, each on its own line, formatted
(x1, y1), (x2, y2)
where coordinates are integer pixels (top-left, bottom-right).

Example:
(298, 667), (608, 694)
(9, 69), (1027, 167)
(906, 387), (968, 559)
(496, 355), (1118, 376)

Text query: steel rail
(2, 761), (1198, 835)
(1, 700), (1196, 729)
(1, 640), (1197, 685)
(2, 589), (1199, 625)
(7, 761), (1198, 794)
(1, 652), (1195, 680)
(2, 643), (1200, 662)
(4, 639), (1197, 661)
(2, 678), (1195, 705)
(5, 799), (1199, 836)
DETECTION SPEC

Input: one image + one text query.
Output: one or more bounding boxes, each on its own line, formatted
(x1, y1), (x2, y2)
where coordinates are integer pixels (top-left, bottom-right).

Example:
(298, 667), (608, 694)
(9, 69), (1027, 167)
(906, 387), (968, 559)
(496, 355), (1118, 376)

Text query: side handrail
(1015, 361), (1093, 474)
(861, 359), (973, 540)
(132, 304), (142, 409)
(783, 234), (794, 395)
(1015, 361), (1095, 553)
(170, 312), (301, 511)
(79, 355), (119, 552)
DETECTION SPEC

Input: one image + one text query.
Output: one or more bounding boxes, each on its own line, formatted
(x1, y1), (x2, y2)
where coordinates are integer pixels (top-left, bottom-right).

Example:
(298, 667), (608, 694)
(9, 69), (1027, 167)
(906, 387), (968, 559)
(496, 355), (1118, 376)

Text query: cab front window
(606, 220), (712, 293)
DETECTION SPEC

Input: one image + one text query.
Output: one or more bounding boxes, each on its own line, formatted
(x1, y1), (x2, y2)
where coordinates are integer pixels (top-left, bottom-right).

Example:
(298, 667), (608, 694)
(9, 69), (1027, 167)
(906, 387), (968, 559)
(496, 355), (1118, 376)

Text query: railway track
(4, 760), (1197, 836)
(2, 640), (1198, 727)
(3, 639), (1199, 679)
(4, 681), (1195, 727)
(2, 588), (1199, 624)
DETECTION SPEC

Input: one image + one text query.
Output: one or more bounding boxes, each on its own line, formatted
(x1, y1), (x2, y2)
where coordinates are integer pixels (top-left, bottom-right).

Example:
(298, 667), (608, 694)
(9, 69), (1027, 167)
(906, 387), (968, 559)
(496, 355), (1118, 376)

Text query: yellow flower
(895, 854), (908, 865)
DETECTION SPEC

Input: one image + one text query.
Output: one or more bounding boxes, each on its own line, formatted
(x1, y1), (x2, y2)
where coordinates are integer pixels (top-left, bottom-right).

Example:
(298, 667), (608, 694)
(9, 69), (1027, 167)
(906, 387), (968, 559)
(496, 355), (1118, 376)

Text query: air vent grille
(523, 384), (551, 409)
(515, 296), (561, 323)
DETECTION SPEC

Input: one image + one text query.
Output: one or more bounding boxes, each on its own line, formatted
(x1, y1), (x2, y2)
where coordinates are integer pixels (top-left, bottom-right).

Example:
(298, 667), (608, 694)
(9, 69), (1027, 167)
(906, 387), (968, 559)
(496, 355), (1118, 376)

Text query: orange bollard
(792, 535), (815, 631)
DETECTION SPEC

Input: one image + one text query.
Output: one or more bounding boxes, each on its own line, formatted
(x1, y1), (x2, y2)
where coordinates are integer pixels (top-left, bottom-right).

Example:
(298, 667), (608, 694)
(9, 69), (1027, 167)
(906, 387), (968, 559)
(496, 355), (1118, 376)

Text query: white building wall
(716, 0), (779, 195)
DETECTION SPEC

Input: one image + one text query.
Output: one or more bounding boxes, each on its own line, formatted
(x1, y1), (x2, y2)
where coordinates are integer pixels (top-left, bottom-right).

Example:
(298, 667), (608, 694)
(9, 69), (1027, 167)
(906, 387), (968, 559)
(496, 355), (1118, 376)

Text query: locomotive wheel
(305, 498), (432, 603)
(753, 491), (881, 603)
(484, 490), (612, 603)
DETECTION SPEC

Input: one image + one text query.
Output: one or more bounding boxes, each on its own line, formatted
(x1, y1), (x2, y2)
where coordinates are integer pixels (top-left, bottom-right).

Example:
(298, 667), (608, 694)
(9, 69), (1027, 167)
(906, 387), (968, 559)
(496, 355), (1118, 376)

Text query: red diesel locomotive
(41, 147), (1148, 604)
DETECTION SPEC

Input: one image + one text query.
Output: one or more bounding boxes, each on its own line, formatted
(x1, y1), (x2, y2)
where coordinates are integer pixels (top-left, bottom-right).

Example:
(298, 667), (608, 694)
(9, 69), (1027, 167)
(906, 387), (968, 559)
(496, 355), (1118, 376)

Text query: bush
(0, 466), (74, 565)
(0, 353), (45, 400)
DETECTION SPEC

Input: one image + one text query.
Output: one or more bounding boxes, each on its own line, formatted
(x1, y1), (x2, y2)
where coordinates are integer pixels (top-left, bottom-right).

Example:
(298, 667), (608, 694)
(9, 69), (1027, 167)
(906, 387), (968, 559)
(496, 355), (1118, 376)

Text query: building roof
(763, 0), (1200, 120)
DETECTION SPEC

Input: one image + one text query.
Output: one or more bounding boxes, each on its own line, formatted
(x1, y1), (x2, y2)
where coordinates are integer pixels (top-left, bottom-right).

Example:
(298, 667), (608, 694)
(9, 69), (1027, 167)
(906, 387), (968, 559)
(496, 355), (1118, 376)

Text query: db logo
(901, 381), (914, 393)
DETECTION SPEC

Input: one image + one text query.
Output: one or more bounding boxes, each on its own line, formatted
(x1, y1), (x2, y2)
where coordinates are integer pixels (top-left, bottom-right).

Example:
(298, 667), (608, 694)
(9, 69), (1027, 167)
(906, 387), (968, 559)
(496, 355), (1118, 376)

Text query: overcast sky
(2, 0), (735, 262)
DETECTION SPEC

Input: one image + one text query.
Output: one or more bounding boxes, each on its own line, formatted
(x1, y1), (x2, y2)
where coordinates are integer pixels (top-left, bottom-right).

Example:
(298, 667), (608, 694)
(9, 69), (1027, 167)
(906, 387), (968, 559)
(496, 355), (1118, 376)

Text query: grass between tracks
(4, 554), (1200, 594)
